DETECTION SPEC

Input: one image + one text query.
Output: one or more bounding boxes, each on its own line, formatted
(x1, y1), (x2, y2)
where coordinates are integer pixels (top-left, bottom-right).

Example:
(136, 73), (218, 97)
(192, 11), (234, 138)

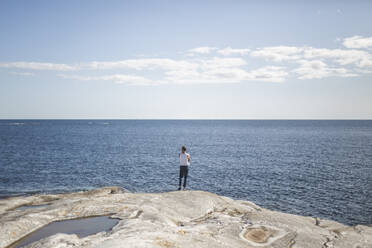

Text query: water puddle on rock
(10, 216), (120, 248)
(16, 204), (50, 211)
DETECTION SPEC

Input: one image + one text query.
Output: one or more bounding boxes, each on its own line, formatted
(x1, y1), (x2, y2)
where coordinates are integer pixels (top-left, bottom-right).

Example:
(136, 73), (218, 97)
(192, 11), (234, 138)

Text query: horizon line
(1, 118), (372, 121)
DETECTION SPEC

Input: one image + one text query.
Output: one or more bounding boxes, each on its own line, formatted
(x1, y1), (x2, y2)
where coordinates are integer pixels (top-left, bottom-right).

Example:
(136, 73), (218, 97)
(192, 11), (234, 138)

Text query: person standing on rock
(178, 146), (191, 190)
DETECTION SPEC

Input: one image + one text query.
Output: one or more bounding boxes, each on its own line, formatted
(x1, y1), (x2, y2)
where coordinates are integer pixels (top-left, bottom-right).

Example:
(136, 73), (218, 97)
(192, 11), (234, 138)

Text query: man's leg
(183, 167), (188, 189)
(178, 167), (183, 190)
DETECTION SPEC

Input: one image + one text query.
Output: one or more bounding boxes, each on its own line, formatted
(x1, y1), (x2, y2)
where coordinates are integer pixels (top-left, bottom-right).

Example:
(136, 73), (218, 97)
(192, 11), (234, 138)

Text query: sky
(1, 0), (372, 119)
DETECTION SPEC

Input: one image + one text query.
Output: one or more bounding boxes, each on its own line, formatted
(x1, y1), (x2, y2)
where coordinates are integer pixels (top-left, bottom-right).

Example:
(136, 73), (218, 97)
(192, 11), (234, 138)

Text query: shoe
(178, 187), (181, 191)
(183, 187), (187, 191)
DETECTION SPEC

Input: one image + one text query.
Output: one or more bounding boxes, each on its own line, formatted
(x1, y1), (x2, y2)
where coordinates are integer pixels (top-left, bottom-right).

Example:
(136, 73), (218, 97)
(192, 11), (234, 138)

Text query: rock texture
(0, 187), (371, 248)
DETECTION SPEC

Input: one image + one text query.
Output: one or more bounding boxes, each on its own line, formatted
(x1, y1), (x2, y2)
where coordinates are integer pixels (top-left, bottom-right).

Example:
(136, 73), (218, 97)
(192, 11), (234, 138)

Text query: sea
(0, 120), (371, 226)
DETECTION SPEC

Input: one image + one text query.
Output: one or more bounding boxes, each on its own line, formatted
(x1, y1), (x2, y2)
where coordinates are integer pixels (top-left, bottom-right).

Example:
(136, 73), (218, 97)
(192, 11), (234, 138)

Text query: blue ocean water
(0, 120), (371, 226)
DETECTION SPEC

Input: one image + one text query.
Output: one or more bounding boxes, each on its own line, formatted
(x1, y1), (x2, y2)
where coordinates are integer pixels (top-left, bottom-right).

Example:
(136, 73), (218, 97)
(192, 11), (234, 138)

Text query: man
(178, 146), (190, 190)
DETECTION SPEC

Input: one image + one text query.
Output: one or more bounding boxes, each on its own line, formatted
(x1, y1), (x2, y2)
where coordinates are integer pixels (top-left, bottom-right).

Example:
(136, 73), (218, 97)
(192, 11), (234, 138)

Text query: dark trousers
(179, 166), (189, 188)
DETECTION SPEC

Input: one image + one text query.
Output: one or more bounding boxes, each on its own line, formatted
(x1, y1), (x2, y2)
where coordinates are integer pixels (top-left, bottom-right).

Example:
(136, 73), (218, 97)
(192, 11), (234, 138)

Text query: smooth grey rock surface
(0, 187), (371, 248)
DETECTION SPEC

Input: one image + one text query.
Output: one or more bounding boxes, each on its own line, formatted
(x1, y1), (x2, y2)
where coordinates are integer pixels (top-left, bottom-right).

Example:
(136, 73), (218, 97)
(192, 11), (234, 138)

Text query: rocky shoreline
(0, 187), (371, 248)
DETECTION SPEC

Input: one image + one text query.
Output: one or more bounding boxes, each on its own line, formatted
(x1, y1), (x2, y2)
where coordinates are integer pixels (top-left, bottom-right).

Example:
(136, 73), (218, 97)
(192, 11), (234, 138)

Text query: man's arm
(187, 154), (191, 162)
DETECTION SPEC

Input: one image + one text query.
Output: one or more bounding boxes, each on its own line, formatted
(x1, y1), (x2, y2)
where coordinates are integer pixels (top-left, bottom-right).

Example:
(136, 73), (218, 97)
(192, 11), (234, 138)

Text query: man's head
(182, 146), (187, 153)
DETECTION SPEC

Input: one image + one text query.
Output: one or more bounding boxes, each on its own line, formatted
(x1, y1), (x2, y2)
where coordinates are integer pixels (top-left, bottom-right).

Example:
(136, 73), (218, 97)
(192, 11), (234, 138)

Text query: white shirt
(179, 152), (190, 166)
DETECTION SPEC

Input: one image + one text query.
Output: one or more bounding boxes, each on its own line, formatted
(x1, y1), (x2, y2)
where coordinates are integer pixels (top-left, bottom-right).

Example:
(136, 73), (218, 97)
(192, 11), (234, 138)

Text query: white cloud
(3, 35), (372, 85)
(87, 58), (198, 71)
(247, 66), (288, 82)
(203, 68), (249, 81)
(161, 57), (253, 84)
(355, 68), (372, 74)
(251, 44), (372, 69)
(61, 59), (287, 85)
(303, 47), (369, 66)
(217, 47), (250, 56)
(293, 60), (357, 79)
(198, 57), (247, 70)
(59, 74), (160, 85)
(9, 71), (35, 76)
(201, 66), (288, 83)
(164, 65), (288, 84)
(187, 46), (217, 56)
(359, 56), (372, 68)
(164, 69), (240, 84)
(0, 62), (76, 71)
(251, 46), (303, 61)
(343, 36), (372, 49)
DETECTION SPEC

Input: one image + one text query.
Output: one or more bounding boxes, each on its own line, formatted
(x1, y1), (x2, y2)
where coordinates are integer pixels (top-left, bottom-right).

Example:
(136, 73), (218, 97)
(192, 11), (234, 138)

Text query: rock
(0, 187), (371, 248)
